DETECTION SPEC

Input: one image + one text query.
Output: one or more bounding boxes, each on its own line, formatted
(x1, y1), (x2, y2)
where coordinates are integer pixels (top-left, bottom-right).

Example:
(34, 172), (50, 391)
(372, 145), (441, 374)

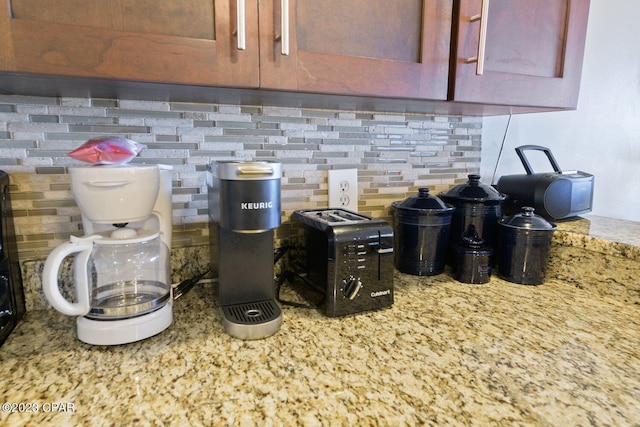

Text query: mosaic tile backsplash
(0, 95), (482, 262)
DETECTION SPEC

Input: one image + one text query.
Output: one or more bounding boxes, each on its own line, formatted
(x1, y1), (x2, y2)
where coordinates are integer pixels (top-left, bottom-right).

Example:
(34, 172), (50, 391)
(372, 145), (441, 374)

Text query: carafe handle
(42, 235), (100, 316)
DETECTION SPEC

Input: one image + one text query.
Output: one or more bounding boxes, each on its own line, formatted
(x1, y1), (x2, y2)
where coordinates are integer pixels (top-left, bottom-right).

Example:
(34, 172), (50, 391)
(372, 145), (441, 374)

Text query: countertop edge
(552, 215), (640, 261)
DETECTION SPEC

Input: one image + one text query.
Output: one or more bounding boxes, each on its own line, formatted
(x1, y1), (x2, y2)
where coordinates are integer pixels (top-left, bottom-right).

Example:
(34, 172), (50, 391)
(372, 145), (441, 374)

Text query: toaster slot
(376, 230), (394, 281)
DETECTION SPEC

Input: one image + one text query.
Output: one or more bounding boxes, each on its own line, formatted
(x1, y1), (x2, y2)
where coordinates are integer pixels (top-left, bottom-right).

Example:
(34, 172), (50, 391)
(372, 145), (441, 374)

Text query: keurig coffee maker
(207, 161), (282, 340)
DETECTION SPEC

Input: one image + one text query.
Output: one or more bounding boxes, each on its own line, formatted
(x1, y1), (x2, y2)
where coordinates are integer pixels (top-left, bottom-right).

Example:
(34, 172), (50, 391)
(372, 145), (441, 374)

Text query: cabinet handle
(465, 0), (490, 75)
(281, 0), (290, 55)
(237, 0), (246, 50)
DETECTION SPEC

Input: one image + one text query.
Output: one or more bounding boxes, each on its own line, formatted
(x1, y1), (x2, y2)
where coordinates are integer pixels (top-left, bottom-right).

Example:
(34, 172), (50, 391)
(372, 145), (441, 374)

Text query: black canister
(453, 224), (493, 284)
(497, 207), (557, 285)
(391, 188), (455, 276)
(439, 174), (506, 262)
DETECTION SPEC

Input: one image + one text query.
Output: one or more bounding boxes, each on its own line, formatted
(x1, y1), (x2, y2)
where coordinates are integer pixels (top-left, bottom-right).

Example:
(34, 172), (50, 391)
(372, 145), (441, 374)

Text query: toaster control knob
(342, 276), (362, 300)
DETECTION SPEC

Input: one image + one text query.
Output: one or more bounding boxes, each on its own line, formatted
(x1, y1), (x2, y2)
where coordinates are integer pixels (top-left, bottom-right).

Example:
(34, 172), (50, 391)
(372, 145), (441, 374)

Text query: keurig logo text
(240, 202), (274, 210)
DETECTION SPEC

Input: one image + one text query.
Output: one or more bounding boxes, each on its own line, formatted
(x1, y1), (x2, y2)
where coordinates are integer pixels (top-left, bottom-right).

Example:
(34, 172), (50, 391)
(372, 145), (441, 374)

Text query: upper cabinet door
(451, 0), (590, 108)
(258, 0), (453, 100)
(0, 0), (260, 87)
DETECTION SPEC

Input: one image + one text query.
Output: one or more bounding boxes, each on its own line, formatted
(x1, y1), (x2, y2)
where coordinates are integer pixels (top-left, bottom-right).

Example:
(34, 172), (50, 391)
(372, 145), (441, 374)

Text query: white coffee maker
(43, 164), (173, 345)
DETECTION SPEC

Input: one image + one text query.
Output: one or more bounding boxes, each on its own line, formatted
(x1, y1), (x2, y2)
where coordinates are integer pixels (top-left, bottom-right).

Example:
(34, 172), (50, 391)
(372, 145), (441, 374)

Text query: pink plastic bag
(68, 136), (146, 165)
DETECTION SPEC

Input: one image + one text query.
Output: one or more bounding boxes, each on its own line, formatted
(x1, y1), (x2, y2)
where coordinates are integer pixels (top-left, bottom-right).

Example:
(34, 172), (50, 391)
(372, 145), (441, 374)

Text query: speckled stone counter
(554, 214), (640, 254)
(2, 214), (639, 426)
(549, 215), (640, 306)
(1, 270), (639, 427)
(553, 214), (640, 261)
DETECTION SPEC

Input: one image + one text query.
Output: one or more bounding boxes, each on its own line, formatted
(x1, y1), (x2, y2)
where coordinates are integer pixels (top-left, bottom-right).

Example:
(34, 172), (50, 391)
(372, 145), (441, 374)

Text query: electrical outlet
(328, 169), (358, 211)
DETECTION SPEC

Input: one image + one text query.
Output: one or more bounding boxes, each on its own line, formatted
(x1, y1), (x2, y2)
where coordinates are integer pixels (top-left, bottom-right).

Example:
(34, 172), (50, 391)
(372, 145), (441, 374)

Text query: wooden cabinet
(258, 0), (453, 100)
(0, 0), (260, 88)
(450, 0), (590, 108)
(0, 0), (453, 100)
(0, 0), (591, 113)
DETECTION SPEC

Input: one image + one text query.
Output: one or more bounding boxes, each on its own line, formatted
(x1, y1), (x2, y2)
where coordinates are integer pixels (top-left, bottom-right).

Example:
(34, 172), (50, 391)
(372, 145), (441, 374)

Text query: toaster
(290, 209), (394, 317)
(496, 145), (594, 220)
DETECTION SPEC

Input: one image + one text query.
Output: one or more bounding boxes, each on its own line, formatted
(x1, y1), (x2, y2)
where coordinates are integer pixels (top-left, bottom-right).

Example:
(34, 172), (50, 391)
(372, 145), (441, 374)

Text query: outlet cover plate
(328, 169), (358, 211)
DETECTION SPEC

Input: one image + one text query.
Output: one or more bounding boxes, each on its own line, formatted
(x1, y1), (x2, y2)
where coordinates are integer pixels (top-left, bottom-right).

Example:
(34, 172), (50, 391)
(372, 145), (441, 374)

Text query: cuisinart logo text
(241, 201), (274, 210)
(371, 289), (391, 298)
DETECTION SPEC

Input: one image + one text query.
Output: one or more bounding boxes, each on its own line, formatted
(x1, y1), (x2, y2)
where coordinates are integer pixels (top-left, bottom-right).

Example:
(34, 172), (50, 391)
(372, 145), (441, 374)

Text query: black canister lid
(460, 224), (486, 248)
(439, 174), (506, 203)
(498, 207), (557, 231)
(455, 224), (493, 255)
(391, 188), (454, 214)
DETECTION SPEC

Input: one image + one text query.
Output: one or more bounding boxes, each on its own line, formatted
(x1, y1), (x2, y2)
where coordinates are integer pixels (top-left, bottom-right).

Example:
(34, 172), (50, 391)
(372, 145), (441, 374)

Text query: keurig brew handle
(237, 165), (275, 176)
(515, 145), (563, 175)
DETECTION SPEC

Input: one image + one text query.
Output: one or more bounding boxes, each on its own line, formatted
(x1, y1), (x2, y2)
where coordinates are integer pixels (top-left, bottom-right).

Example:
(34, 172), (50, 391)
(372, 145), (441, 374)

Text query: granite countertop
(1, 272), (639, 426)
(549, 215), (640, 307)
(1, 214), (639, 426)
(552, 214), (640, 261)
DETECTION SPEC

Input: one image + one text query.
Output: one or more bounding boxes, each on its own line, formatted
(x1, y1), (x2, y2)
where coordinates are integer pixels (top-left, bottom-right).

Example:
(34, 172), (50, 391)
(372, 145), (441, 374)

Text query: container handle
(515, 145), (562, 175)
(42, 235), (100, 316)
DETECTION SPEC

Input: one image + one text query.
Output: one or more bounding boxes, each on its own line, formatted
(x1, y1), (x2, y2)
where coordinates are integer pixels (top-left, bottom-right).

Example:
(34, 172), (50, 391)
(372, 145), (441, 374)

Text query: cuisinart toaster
(290, 209), (394, 317)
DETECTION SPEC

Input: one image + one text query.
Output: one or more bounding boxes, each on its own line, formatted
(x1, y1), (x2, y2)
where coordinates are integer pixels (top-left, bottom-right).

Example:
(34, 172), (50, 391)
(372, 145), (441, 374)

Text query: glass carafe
(43, 229), (170, 320)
